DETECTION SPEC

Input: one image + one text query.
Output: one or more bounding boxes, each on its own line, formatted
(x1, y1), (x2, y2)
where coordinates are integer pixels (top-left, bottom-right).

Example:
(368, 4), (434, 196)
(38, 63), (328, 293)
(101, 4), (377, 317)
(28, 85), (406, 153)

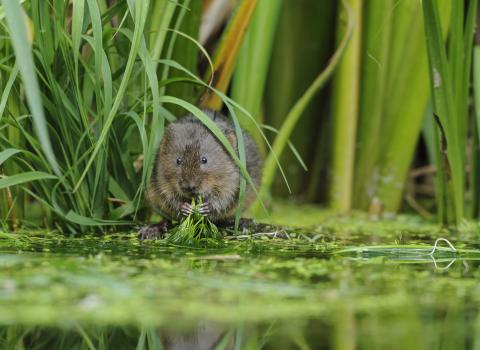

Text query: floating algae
(3, 205), (480, 348)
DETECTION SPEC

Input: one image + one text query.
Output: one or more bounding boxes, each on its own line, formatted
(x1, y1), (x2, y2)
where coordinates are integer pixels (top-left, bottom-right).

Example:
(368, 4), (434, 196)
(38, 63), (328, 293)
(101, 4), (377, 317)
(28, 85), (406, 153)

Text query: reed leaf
(422, 0), (476, 224)
(200, 0), (258, 110)
(375, 0), (451, 215)
(231, 0), (282, 141)
(353, 0), (393, 209)
(266, 0), (335, 198)
(329, 0), (361, 212)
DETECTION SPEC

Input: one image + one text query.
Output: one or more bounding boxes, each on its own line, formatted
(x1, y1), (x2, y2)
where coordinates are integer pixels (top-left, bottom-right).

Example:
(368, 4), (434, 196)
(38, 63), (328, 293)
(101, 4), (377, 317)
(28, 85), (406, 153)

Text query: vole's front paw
(198, 202), (211, 216)
(138, 221), (170, 241)
(180, 202), (194, 216)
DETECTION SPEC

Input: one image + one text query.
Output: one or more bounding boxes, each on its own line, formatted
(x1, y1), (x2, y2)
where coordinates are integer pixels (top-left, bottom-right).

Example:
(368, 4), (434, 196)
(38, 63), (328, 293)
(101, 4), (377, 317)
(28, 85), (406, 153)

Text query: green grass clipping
(166, 197), (223, 247)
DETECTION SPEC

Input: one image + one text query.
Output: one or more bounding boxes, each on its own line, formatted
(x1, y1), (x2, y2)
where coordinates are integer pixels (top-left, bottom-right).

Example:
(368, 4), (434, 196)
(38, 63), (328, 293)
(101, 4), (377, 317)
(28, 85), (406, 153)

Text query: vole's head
(159, 118), (238, 200)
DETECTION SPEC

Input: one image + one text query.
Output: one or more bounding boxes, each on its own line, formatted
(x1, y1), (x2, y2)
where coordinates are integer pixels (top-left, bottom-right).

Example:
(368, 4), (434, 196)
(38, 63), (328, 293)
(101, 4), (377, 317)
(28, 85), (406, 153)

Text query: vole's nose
(182, 184), (198, 195)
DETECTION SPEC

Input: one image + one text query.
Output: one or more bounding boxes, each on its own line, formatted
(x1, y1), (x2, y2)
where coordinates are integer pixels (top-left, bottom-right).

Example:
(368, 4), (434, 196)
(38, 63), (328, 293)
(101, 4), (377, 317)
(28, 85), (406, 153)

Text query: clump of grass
(166, 198), (223, 247)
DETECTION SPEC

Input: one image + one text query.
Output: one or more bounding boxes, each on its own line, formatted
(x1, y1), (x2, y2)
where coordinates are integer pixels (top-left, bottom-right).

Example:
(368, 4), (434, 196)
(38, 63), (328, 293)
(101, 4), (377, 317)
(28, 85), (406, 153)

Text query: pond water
(1, 205), (480, 349)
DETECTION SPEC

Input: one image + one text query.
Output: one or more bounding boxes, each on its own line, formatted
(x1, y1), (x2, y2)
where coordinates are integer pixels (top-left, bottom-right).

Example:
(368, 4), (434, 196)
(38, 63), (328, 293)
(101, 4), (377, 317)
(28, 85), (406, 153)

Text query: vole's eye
(176, 157), (182, 165)
(201, 156), (208, 164)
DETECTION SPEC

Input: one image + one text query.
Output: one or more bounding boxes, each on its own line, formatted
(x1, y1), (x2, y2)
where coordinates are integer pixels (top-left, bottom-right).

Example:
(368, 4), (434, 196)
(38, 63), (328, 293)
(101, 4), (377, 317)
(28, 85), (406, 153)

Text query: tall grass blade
(150, 0), (177, 71)
(473, 33), (480, 218)
(0, 171), (56, 190)
(165, 0), (201, 115)
(0, 149), (21, 166)
(1, 0), (60, 175)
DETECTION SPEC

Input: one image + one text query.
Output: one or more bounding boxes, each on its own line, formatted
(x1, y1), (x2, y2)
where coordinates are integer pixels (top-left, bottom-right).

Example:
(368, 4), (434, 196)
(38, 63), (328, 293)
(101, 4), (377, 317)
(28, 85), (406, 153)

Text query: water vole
(139, 110), (262, 239)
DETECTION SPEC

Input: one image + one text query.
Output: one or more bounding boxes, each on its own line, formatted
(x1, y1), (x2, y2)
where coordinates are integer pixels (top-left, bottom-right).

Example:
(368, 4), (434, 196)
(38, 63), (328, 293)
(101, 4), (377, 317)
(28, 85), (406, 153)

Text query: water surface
(1, 208), (480, 349)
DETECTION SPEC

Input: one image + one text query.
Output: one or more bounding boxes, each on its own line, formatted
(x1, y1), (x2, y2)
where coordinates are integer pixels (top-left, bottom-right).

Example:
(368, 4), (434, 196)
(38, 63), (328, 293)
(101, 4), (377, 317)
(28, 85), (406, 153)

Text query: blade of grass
(65, 210), (130, 226)
(224, 103), (247, 232)
(260, 125), (307, 172)
(1, 0), (60, 175)
(150, 0), (177, 71)
(0, 171), (57, 190)
(165, 0), (201, 115)
(0, 65), (18, 122)
(0, 148), (21, 166)
(266, 0), (336, 198)
(474, 32), (480, 218)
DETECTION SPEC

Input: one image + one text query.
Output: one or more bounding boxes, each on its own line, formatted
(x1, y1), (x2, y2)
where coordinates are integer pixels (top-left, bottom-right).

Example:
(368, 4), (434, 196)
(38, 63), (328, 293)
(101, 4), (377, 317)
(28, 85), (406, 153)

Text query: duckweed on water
(2, 206), (480, 348)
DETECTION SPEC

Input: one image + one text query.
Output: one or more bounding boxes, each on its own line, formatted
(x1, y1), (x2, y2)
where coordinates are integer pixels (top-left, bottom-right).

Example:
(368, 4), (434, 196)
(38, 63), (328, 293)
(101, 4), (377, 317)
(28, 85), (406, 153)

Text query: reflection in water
(162, 322), (231, 350)
(1, 307), (479, 350)
(2, 231), (480, 349)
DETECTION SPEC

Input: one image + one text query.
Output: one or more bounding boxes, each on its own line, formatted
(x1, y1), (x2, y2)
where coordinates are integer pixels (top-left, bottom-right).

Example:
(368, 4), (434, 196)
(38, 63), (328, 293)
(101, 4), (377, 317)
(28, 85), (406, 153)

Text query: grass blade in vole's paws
(1, 0), (60, 175)
(166, 198), (223, 247)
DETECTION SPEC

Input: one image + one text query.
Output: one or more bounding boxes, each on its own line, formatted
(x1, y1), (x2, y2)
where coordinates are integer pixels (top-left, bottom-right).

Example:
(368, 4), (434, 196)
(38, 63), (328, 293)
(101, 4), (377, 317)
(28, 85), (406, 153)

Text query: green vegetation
(2, 2), (480, 347)
(423, 0), (478, 225)
(0, 1), (480, 229)
(166, 197), (222, 247)
(0, 0), (268, 232)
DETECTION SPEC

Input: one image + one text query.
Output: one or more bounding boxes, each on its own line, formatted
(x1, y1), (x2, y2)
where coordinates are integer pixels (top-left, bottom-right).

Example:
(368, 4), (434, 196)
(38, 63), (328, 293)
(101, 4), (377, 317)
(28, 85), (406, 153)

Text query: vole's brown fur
(148, 110), (262, 222)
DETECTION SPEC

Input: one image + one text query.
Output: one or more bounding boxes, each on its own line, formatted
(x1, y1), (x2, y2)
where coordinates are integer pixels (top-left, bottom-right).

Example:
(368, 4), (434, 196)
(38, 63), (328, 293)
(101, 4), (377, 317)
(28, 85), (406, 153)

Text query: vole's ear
(161, 123), (177, 150)
(225, 129), (237, 149)
(202, 109), (217, 121)
(163, 123), (176, 138)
